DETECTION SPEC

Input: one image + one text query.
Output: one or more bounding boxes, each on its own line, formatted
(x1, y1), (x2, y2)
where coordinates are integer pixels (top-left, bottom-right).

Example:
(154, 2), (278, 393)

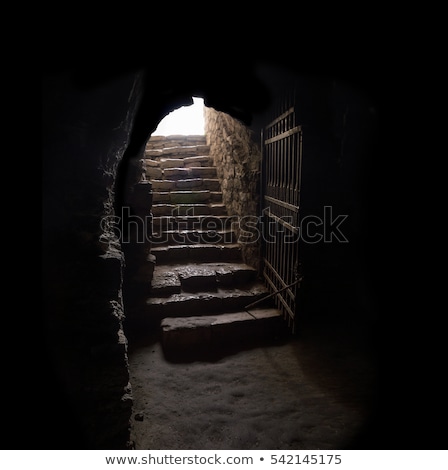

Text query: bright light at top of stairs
(153, 96), (205, 136)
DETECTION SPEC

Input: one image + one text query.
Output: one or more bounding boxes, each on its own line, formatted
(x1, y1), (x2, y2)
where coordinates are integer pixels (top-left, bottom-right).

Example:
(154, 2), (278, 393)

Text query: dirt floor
(126, 312), (380, 450)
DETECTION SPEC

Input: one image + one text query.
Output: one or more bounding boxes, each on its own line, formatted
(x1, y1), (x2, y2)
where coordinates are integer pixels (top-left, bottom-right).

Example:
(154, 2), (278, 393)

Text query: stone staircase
(143, 135), (284, 357)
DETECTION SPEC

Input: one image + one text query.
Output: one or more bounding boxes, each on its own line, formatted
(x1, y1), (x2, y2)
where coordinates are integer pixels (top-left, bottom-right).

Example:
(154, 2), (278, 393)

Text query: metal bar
(263, 258), (298, 302)
(262, 273), (295, 321)
(293, 131), (298, 207)
(271, 141), (275, 201)
(264, 195), (299, 212)
(246, 275), (301, 311)
(265, 107), (294, 129)
(264, 125), (301, 145)
(297, 128), (303, 209)
(264, 211), (299, 234)
(287, 133), (292, 206)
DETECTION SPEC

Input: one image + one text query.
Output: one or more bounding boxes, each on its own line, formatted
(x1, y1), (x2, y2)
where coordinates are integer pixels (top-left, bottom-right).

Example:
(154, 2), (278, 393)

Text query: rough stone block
(160, 158), (184, 168)
(189, 167), (217, 178)
(144, 158), (160, 167)
(151, 180), (175, 191)
(175, 178), (203, 189)
(144, 149), (163, 157)
(170, 191), (210, 204)
(183, 156), (212, 167)
(209, 204), (227, 216)
(146, 167), (163, 179)
(177, 264), (218, 291)
(150, 268), (181, 296)
(152, 192), (171, 203)
(162, 293), (223, 317)
(151, 204), (177, 216)
(163, 168), (190, 179)
(161, 316), (213, 350)
(210, 191), (223, 203)
(202, 179), (221, 191)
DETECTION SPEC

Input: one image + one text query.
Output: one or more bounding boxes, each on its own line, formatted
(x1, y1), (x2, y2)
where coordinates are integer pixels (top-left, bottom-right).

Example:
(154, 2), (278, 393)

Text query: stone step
(151, 203), (228, 217)
(152, 191), (222, 204)
(151, 214), (235, 229)
(145, 144), (210, 158)
(158, 158), (187, 169)
(150, 243), (242, 264)
(152, 190), (218, 204)
(146, 282), (272, 319)
(146, 167), (218, 180)
(162, 145), (210, 157)
(145, 135), (206, 150)
(150, 262), (259, 296)
(151, 178), (220, 192)
(145, 166), (163, 179)
(160, 308), (283, 354)
(145, 156), (213, 169)
(182, 156), (214, 168)
(151, 228), (237, 246)
(181, 178), (221, 191)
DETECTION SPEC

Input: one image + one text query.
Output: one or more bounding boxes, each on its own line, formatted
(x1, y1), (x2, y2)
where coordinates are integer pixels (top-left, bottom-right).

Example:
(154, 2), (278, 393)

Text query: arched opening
(122, 92), (271, 349)
(153, 96), (205, 136)
(122, 79), (379, 450)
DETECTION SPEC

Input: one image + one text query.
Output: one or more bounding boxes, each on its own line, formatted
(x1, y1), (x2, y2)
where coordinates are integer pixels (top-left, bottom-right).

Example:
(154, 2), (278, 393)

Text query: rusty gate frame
(260, 89), (303, 334)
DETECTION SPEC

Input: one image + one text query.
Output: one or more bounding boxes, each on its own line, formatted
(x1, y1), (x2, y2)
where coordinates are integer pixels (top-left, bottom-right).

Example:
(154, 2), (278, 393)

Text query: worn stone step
(151, 203), (228, 217)
(149, 269), (181, 296)
(150, 178), (221, 192)
(163, 167), (217, 179)
(150, 262), (258, 296)
(160, 308), (283, 353)
(183, 156), (214, 167)
(145, 158), (160, 167)
(188, 167), (217, 178)
(150, 243), (242, 264)
(209, 191), (223, 203)
(150, 180), (176, 191)
(145, 135), (206, 150)
(178, 178), (221, 191)
(144, 149), (163, 158)
(152, 190), (212, 204)
(151, 228), (237, 246)
(171, 178), (203, 190)
(162, 145), (210, 157)
(151, 215), (235, 229)
(159, 158), (185, 169)
(146, 283), (271, 318)
(151, 192), (171, 203)
(145, 138), (207, 156)
(146, 166), (163, 179)
(145, 157), (214, 171)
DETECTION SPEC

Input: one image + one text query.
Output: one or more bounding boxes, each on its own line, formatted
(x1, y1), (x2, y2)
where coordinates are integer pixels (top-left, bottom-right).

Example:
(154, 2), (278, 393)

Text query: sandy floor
(127, 314), (379, 450)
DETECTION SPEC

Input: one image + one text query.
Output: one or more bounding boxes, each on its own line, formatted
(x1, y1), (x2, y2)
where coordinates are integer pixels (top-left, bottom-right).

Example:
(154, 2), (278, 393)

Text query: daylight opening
(153, 96), (205, 136)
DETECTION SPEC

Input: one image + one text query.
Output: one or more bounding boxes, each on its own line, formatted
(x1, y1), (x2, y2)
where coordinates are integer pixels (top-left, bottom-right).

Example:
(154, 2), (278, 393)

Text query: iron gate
(260, 91), (303, 334)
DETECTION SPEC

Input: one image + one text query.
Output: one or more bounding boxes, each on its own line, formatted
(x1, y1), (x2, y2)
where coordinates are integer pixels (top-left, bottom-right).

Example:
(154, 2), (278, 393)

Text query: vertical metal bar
(297, 128), (303, 210)
(272, 138), (278, 198)
(288, 134), (293, 206)
(266, 140), (272, 196)
(269, 140), (273, 198)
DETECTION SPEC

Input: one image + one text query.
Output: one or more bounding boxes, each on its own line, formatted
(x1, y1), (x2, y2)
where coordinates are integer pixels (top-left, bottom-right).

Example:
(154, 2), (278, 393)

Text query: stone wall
(42, 71), (146, 449)
(204, 107), (262, 271)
